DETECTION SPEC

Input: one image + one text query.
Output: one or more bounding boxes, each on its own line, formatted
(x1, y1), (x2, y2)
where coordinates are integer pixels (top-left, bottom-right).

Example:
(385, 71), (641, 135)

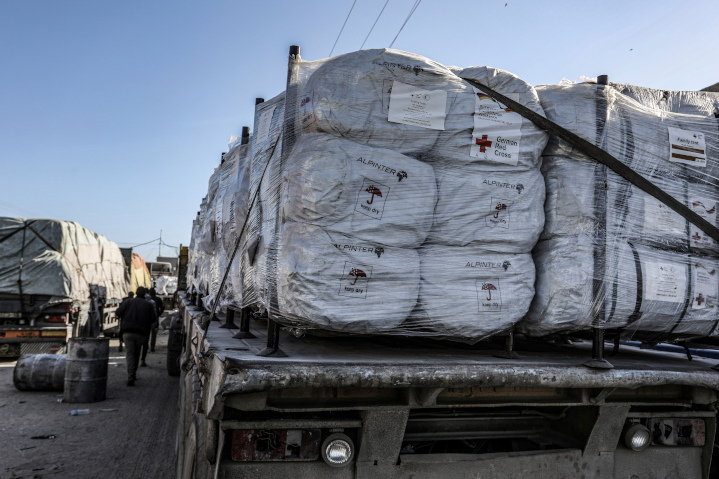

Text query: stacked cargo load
(0, 217), (128, 329)
(519, 80), (719, 342)
(238, 48), (548, 340)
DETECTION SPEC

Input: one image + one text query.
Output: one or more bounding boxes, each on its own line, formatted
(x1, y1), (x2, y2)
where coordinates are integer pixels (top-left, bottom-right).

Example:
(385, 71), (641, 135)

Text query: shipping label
(338, 261), (372, 298)
(690, 197), (717, 249)
(476, 278), (502, 312)
(387, 81), (447, 130)
(643, 194), (684, 235)
(644, 261), (686, 303)
(668, 127), (707, 167)
(485, 197), (513, 229)
(354, 178), (390, 220)
(256, 105), (277, 145)
(470, 88), (523, 166)
(692, 262), (718, 310)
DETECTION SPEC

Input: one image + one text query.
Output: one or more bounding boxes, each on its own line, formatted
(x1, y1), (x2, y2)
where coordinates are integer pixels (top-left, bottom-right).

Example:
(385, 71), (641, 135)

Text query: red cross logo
(476, 135), (492, 152)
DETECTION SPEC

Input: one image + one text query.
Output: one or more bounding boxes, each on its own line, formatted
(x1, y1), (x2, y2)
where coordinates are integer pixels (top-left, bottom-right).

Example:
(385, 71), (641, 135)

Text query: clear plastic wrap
(521, 81), (719, 339)
(223, 49), (547, 341)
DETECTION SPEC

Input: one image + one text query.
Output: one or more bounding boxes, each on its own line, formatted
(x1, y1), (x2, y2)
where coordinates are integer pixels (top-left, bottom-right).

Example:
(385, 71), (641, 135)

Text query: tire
(167, 349), (181, 376)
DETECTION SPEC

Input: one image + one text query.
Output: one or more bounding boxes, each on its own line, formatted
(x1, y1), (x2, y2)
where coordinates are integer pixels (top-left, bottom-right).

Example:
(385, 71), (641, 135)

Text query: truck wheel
(167, 349), (181, 376)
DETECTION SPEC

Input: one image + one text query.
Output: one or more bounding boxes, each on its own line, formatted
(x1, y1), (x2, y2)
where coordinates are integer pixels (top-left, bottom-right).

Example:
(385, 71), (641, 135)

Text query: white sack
(429, 66), (548, 171)
(520, 236), (719, 337)
(299, 49), (471, 155)
(282, 134), (437, 248)
(414, 245), (535, 339)
(277, 222), (419, 333)
(426, 166), (544, 253)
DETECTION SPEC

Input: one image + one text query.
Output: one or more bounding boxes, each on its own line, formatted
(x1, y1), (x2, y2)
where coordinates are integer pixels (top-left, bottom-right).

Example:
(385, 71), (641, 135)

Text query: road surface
(1, 332), (178, 479)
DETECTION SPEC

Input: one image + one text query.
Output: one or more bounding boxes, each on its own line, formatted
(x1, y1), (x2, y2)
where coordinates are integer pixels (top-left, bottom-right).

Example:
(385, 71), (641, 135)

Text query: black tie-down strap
(460, 77), (719, 244)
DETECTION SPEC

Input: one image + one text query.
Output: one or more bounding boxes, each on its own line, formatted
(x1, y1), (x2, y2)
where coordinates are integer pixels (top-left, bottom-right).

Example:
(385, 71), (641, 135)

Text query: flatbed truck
(174, 291), (719, 479)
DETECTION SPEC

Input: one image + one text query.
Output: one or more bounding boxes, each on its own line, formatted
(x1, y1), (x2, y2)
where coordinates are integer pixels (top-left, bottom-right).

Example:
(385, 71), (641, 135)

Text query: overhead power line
(361, 0), (391, 50)
(329, 0), (358, 57)
(389, 0), (422, 48)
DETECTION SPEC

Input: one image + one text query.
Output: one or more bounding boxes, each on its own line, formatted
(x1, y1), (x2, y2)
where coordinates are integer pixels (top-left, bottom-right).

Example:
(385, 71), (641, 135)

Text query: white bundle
(414, 245), (535, 339)
(277, 223), (419, 333)
(299, 49), (471, 155)
(613, 83), (719, 117)
(282, 134), (437, 248)
(429, 66), (548, 170)
(426, 166), (544, 253)
(520, 236), (719, 337)
(155, 276), (177, 296)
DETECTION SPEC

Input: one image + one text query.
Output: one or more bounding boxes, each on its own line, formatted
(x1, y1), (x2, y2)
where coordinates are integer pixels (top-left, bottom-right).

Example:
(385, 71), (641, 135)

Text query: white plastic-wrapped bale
(428, 66), (548, 171)
(155, 275), (177, 295)
(282, 134), (437, 248)
(412, 244), (535, 339)
(520, 235), (719, 338)
(426, 165), (544, 252)
(612, 83), (719, 117)
(242, 93), (286, 308)
(276, 222), (419, 333)
(298, 49), (471, 155)
(541, 155), (719, 254)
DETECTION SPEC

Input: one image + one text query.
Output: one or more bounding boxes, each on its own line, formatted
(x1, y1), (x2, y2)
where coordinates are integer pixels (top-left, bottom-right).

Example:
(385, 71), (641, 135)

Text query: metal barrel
(63, 338), (110, 403)
(13, 354), (67, 391)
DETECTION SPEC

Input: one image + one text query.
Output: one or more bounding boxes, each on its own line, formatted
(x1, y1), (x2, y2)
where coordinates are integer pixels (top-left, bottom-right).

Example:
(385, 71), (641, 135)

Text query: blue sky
(1, 0), (717, 261)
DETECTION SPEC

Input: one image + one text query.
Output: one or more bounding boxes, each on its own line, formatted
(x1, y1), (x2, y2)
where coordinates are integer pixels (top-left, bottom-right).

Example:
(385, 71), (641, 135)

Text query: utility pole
(159, 230), (162, 257)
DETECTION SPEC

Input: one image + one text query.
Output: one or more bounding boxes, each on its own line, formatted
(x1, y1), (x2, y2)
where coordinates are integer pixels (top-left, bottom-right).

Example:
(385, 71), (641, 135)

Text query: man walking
(148, 288), (164, 352)
(115, 286), (157, 386)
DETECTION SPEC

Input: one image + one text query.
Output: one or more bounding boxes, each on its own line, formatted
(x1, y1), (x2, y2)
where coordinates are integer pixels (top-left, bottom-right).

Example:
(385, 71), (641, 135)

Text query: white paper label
(668, 127), (707, 167)
(354, 178), (390, 220)
(643, 194), (684, 235)
(387, 81), (447, 130)
(256, 105), (276, 145)
(476, 278), (502, 312)
(645, 261), (686, 303)
(692, 262), (718, 310)
(470, 88), (523, 166)
(338, 261), (372, 298)
(690, 197), (717, 248)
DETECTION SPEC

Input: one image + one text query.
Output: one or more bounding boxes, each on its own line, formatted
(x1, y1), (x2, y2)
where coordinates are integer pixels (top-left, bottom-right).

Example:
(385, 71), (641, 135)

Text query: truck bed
(182, 293), (719, 398)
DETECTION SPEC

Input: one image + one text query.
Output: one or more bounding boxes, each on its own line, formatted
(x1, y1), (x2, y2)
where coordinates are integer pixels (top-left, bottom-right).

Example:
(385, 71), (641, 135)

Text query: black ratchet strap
(460, 77), (719, 244)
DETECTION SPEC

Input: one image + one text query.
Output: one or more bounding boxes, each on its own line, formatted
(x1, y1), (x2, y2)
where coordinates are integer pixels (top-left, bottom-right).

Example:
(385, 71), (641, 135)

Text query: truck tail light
(624, 424), (651, 451)
(43, 314), (66, 323)
(321, 433), (355, 467)
(231, 429), (321, 461)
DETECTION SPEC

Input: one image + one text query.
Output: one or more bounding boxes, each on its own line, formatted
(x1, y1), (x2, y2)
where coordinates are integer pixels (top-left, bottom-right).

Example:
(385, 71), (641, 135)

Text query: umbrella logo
(516, 183), (524, 195)
(349, 268), (366, 285)
(375, 247), (384, 258)
(366, 185), (383, 205)
(397, 171), (408, 182)
(696, 293), (705, 306)
(412, 65), (423, 76)
(692, 232), (702, 242)
(481, 282), (497, 300)
(502, 261), (511, 271)
(493, 201), (508, 218)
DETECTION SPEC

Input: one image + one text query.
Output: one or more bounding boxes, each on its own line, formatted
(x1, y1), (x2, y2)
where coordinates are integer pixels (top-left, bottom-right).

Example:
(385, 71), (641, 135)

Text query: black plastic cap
(597, 75), (609, 85)
(255, 97), (265, 105)
(289, 45), (300, 56)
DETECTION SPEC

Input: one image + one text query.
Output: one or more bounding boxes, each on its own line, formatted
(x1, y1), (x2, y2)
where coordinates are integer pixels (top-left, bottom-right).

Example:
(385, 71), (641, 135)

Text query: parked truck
(174, 46), (719, 478)
(0, 217), (128, 357)
(175, 293), (719, 479)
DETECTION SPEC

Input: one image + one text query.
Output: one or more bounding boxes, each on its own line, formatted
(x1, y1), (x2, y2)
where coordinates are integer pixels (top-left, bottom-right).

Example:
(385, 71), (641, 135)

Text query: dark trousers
(140, 328), (157, 360)
(123, 332), (146, 380)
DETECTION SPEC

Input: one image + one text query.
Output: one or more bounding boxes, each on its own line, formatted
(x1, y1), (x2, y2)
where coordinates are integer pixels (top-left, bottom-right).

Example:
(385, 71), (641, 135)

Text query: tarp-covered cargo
(0, 217), (128, 316)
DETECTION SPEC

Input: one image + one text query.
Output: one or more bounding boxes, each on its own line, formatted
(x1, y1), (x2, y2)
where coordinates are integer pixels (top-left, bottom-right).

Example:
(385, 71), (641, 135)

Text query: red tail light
(44, 314), (66, 323)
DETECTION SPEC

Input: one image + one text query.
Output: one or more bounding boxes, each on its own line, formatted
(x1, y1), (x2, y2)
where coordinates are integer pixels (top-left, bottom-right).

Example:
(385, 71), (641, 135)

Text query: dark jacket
(116, 297), (157, 336)
(151, 295), (165, 317)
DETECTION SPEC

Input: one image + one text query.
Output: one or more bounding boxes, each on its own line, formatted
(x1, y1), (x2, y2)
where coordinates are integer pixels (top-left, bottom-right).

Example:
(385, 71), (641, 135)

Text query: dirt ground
(1, 330), (179, 479)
